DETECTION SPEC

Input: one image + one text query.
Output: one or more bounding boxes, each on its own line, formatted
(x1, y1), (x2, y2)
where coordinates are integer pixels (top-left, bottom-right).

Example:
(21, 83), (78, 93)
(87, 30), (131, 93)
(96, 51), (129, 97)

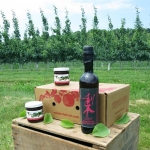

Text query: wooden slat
(12, 119), (122, 147)
(112, 112), (140, 129)
(12, 124), (96, 150)
(12, 112), (140, 150)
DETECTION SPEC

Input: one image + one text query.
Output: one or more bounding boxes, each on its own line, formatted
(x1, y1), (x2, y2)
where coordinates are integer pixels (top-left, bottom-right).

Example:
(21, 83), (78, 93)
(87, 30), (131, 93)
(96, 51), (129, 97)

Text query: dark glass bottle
(79, 46), (99, 134)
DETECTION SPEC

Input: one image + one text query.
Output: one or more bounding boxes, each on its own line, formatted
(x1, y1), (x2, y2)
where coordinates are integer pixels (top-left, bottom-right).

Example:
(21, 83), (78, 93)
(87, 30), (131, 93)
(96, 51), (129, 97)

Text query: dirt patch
(4, 96), (9, 100)
(130, 99), (150, 107)
(129, 102), (136, 106)
(136, 99), (150, 104)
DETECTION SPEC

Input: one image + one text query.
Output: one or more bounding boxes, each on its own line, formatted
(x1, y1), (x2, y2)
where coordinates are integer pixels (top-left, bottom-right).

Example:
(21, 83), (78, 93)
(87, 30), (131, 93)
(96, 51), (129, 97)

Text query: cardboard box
(12, 113), (140, 150)
(35, 81), (130, 127)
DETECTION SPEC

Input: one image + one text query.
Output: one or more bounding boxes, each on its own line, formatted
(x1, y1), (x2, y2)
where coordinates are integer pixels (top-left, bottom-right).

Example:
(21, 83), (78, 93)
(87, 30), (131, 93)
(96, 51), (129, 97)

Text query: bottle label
(80, 88), (98, 128)
(54, 74), (70, 84)
(26, 109), (43, 120)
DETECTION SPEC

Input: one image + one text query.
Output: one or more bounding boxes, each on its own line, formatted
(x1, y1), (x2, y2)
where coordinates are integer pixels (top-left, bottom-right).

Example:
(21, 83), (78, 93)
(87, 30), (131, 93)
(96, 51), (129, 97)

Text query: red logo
(39, 90), (79, 107)
(82, 93), (95, 118)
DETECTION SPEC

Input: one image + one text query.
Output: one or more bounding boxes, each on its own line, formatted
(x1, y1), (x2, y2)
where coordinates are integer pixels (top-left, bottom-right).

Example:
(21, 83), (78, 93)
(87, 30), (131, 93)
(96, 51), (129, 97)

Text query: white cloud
(0, 0), (96, 34)
(0, 0), (147, 37)
(95, 0), (134, 10)
(0, 0), (134, 23)
(46, 0), (95, 15)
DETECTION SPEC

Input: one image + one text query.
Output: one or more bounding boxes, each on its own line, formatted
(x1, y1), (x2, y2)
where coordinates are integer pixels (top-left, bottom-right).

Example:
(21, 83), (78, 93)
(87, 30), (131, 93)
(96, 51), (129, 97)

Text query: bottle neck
(84, 60), (93, 73)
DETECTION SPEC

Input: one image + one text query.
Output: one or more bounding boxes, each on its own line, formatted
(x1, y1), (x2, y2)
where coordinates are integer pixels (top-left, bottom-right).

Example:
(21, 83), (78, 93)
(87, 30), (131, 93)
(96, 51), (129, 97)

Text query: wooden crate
(12, 112), (140, 150)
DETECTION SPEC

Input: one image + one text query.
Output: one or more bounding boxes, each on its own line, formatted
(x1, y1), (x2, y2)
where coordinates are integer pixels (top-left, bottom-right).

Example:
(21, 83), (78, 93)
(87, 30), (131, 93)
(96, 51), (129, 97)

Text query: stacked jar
(25, 101), (44, 123)
(54, 67), (70, 86)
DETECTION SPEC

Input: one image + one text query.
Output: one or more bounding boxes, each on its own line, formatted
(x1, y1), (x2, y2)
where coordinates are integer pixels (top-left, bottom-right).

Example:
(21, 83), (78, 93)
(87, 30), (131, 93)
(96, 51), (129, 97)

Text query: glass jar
(54, 67), (70, 85)
(25, 101), (44, 123)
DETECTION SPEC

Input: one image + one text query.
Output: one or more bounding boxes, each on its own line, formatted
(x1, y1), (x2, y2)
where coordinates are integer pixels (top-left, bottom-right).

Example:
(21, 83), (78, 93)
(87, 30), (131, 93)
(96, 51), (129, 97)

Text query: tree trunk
(47, 61), (49, 69)
(108, 62), (111, 71)
(120, 61), (123, 70)
(132, 60), (134, 68)
(134, 60), (137, 70)
(10, 63), (13, 70)
(132, 60), (137, 70)
(36, 62), (38, 69)
(19, 63), (23, 69)
(147, 60), (150, 70)
(94, 61), (96, 70)
(101, 62), (103, 68)
(28, 62), (31, 69)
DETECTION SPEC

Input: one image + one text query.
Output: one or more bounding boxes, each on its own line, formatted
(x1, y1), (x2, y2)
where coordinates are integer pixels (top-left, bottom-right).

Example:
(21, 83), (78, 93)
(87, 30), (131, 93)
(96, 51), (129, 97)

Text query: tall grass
(0, 62), (150, 149)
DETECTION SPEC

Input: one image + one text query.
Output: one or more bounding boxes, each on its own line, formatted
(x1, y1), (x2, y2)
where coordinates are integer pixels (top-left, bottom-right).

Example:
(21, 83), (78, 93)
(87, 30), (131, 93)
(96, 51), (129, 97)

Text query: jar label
(26, 109), (43, 120)
(54, 74), (70, 82)
(80, 88), (99, 128)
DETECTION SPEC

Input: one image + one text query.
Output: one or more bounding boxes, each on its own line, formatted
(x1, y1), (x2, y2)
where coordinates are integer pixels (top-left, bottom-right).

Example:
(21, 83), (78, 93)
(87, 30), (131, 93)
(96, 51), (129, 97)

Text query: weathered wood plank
(12, 124), (96, 150)
(12, 118), (120, 147)
(12, 112), (140, 150)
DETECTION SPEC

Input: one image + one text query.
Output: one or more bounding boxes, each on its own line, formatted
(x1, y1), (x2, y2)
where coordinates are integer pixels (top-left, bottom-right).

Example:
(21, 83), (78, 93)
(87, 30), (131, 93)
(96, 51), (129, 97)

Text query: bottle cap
(54, 67), (69, 71)
(83, 46), (94, 55)
(25, 101), (43, 108)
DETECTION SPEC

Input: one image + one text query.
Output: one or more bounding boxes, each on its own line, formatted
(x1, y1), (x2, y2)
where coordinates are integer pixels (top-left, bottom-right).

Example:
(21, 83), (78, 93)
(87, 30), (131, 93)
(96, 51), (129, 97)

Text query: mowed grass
(0, 64), (150, 150)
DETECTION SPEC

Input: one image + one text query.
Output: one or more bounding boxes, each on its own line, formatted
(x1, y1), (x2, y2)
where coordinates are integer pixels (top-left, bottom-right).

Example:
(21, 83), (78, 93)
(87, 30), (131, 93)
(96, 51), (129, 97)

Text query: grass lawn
(0, 63), (150, 150)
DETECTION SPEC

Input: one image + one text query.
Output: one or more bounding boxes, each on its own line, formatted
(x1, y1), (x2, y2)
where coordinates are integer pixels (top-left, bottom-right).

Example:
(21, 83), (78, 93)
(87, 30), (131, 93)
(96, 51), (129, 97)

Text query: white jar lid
(54, 67), (69, 71)
(25, 101), (43, 108)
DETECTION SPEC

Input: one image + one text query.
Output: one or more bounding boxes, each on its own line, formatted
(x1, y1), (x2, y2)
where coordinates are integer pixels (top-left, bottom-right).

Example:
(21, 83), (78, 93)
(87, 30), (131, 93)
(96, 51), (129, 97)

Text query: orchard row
(0, 6), (150, 66)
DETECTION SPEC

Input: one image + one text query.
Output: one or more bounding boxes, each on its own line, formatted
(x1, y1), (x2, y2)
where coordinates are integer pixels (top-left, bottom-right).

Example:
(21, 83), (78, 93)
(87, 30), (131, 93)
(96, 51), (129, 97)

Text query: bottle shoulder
(79, 72), (99, 87)
(80, 72), (99, 80)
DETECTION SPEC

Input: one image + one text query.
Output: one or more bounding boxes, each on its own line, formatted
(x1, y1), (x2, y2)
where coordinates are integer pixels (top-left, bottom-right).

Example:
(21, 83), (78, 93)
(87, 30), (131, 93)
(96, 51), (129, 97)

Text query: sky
(0, 0), (149, 38)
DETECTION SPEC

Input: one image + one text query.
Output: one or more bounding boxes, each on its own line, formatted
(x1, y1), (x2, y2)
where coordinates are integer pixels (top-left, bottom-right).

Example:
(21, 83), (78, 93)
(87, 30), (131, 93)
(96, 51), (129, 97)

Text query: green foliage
(134, 7), (143, 30)
(20, 109), (26, 118)
(92, 123), (110, 137)
(108, 15), (113, 30)
(27, 11), (35, 38)
(106, 15), (116, 62)
(11, 10), (24, 66)
(22, 29), (30, 63)
(0, 31), (3, 62)
(79, 7), (87, 47)
(63, 9), (71, 35)
(40, 8), (49, 40)
(0, 11), (10, 33)
(60, 119), (75, 128)
(91, 6), (101, 58)
(52, 5), (61, 36)
(12, 10), (21, 40)
(93, 6), (99, 30)
(115, 18), (127, 62)
(115, 113), (130, 124)
(62, 9), (81, 61)
(0, 10), (11, 64)
(26, 12), (43, 66)
(50, 5), (63, 62)
(43, 113), (53, 124)
(0, 6), (150, 66)
(0, 66), (150, 149)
